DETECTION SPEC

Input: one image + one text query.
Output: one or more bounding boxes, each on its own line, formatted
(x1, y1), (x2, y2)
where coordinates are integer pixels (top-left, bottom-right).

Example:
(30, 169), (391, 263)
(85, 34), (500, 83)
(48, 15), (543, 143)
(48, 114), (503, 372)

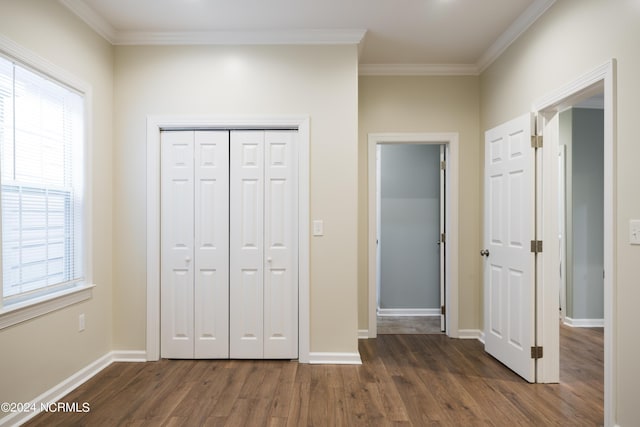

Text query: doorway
(533, 60), (614, 424)
(376, 143), (444, 334)
(480, 63), (614, 425)
(559, 99), (605, 327)
(558, 96), (605, 417)
(367, 132), (460, 339)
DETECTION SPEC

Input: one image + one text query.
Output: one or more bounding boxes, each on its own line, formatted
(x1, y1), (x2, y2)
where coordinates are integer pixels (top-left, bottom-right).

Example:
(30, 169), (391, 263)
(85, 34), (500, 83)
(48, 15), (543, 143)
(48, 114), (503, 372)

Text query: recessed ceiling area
(60, 0), (556, 73)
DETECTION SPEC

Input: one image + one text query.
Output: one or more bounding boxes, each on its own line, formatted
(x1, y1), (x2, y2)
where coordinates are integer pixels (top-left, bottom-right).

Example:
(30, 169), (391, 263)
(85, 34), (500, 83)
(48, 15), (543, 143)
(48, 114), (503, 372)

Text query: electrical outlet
(630, 220), (640, 245)
(78, 313), (85, 332)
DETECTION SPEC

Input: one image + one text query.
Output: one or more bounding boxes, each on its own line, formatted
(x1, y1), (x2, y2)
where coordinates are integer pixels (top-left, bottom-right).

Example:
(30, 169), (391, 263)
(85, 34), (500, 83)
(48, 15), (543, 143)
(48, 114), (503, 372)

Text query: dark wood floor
(377, 316), (443, 334)
(25, 325), (603, 426)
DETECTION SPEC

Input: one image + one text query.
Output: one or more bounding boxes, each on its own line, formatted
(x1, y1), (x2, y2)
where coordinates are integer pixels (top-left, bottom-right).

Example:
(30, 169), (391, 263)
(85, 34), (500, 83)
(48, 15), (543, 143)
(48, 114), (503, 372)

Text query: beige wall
(480, 0), (640, 423)
(112, 44), (360, 354)
(358, 76), (481, 332)
(0, 0), (114, 414)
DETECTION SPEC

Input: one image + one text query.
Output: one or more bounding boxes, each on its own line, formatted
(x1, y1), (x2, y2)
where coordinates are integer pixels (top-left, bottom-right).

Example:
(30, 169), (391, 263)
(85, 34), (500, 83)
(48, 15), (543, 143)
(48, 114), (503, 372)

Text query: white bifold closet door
(230, 130), (298, 359)
(161, 129), (298, 360)
(161, 130), (230, 359)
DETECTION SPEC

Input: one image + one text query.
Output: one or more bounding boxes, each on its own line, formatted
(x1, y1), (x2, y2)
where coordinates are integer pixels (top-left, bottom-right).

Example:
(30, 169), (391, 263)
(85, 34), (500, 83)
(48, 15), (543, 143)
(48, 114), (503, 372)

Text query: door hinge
(440, 160), (446, 170)
(531, 135), (543, 149)
(530, 240), (543, 254)
(441, 305), (446, 315)
(531, 346), (544, 359)
(440, 233), (446, 244)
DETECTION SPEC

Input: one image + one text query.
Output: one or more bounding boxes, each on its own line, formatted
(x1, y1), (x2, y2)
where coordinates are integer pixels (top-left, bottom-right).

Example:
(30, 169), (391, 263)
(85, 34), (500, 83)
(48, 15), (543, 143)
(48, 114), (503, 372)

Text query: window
(0, 51), (90, 320)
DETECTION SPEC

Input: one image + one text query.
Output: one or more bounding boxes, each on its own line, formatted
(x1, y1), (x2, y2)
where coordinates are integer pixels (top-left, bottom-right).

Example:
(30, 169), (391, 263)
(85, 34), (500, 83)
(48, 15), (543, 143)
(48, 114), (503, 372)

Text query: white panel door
(230, 131), (265, 358)
(161, 131), (196, 359)
(162, 130), (231, 359)
(263, 131), (298, 359)
(483, 113), (536, 382)
(194, 131), (230, 358)
(229, 130), (298, 359)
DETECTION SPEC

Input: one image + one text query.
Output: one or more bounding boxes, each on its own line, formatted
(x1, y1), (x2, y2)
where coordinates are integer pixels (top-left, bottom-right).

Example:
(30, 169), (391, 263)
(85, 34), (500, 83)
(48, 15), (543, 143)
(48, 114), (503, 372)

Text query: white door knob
(267, 257), (273, 263)
(185, 256), (192, 263)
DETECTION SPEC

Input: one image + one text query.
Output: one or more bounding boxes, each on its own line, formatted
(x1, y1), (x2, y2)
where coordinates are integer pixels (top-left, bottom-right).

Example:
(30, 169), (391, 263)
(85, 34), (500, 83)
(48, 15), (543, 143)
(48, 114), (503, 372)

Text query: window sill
(0, 284), (95, 330)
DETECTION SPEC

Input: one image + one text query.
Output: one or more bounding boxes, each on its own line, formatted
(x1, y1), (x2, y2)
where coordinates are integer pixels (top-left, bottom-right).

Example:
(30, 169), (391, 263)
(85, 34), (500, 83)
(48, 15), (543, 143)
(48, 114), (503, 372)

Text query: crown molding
(59, 0), (554, 75)
(111, 29), (367, 46)
(59, 0), (116, 43)
(353, 0), (557, 77)
(359, 63), (479, 76)
(58, 0), (365, 47)
(476, 0), (556, 73)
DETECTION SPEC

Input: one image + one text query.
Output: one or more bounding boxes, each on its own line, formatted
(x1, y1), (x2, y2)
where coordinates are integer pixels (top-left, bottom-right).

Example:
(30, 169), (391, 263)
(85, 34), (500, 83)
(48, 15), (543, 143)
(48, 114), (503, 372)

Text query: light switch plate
(313, 220), (324, 236)
(630, 220), (640, 245)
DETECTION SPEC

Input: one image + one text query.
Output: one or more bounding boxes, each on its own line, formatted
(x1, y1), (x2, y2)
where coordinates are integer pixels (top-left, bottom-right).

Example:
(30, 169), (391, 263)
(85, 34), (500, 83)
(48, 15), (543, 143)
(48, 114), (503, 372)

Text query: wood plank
(24, 325), (603, 426)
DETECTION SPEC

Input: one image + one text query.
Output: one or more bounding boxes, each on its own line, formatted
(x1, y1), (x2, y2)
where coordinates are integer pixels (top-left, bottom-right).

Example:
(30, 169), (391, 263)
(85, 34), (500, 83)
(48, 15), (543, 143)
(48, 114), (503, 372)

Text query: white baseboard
(112, 350), (148, 362)
(564, 317), (604, 328)
(358, 329), (369, 339)
(458, 329), (485, 343)
(0, 350), (147, 427)
(377, 308), (440, 317)
(308, 352), (362, 365)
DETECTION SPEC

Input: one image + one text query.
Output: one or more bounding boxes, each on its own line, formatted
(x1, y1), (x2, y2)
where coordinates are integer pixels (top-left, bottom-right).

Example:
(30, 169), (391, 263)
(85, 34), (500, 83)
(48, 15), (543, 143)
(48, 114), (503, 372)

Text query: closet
(160, 130), (298, 359)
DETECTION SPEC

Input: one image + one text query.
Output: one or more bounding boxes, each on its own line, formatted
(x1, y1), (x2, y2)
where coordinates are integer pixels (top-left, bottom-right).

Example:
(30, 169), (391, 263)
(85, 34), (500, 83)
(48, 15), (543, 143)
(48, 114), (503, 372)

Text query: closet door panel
(161, 131), (195, 359)
(230, 131), (265, 358)
(264, 131), (298, 358)
(194, 131), (230, 358)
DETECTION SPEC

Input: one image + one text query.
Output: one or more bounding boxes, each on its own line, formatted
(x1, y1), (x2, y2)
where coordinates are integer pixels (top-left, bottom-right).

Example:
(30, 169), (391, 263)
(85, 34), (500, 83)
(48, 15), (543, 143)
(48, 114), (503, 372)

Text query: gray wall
(562, 108), (604, 320)
(379, 144), (441, 309)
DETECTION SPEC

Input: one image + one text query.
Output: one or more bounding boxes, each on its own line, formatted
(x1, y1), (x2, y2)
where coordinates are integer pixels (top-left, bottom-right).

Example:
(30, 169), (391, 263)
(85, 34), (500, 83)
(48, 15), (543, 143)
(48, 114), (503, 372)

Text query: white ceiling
(60, 0), (556, 74)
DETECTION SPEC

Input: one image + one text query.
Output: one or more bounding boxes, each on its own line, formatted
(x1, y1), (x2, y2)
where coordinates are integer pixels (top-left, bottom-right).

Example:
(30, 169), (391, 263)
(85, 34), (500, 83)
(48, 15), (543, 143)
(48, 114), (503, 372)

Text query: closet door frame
(146, 115), (310, 363)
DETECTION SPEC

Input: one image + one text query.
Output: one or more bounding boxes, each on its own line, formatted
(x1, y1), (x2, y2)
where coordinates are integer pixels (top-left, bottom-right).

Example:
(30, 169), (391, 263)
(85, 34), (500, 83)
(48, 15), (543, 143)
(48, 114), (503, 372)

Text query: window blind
(0, 55), (84, 303)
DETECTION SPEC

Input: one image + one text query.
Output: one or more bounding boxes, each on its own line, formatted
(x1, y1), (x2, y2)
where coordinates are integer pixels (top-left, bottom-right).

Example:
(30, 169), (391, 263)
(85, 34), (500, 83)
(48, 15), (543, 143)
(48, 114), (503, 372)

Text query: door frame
(558, 144), (566, 324)
(532, 60), (615, 424)
(145, 115), (310, 363)
(367, 133), (459, 338)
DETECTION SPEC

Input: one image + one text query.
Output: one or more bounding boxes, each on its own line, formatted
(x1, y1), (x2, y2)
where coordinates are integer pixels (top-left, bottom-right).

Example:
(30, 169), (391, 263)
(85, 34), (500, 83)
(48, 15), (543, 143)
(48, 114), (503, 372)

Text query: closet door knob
(267, 257), (273, 263)
(185, 256), (192, 263)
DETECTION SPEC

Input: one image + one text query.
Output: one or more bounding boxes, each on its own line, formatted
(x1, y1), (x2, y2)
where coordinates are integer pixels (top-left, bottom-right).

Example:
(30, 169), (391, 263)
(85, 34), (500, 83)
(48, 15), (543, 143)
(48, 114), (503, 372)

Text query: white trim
(564, 317), (605, 328)
(112, 29), (366, 46)
(376, 308), (440, 317)
(58, 0), (117, 43)
(146, 115), (310, 363)
(359, 63), (478, 76)
(111, 350), (148, 362)
(458, 329), (485, 342)
(57, 0), (552, 77)
(367, 133), (459, 339)
(52, 4), (366, 48)
(358, 329), (369, 339)
(476, 0), (557, 73)
(0, 34), (92, 94)
(0, 352), (112, 427)
(532, 60), (615, 426)
(0, 350), (146, 427)
(0, 285), (94, 330)
(308, 352), (362, 365)
(533, 65), (611, 113)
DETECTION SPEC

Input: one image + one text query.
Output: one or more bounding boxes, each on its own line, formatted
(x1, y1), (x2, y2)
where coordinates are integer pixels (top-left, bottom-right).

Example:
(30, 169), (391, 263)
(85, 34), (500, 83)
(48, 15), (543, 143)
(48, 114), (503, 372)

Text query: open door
(483, 113), (537, 382)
